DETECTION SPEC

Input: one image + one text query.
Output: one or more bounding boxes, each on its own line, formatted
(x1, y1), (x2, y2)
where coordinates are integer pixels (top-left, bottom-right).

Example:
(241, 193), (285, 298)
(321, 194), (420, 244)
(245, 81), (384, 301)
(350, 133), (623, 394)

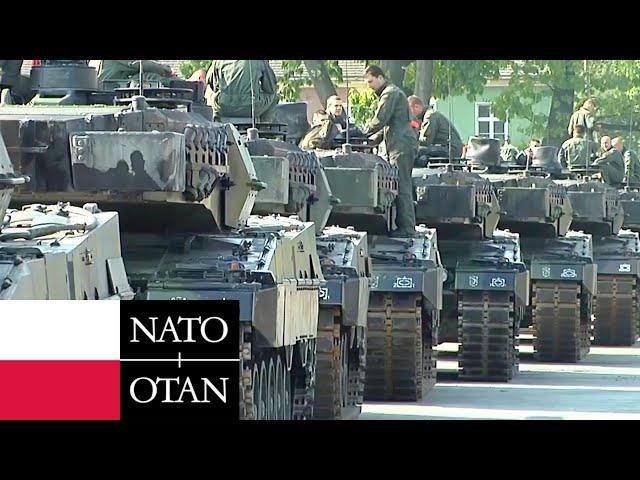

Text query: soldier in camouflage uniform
(419, 105), (464, 158)
(362, 65), (417, 236)
(206, 60), (279, 122)
(89, 60), (174, 90)
(558, 124), (598, 169)
(593, 135), (625, 185)
(612, 136), (640, 185)
(568, 98), (598, 143)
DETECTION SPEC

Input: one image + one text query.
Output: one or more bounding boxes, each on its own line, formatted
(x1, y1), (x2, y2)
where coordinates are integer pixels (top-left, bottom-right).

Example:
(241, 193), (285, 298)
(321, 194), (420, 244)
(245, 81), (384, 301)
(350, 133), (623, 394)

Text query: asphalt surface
(360, 336), (640, 420)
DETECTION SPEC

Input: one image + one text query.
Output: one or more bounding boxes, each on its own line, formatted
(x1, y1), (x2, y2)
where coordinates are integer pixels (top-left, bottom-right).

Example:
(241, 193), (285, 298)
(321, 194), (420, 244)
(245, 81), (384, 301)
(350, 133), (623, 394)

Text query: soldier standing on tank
(361, 65), (417, 237)
(612, 136), (640, 185)
(558, 124), (598, 169)
(568, 98), (599, 143)
(205, 60), (280, 122)
(593, 135), (625, 185)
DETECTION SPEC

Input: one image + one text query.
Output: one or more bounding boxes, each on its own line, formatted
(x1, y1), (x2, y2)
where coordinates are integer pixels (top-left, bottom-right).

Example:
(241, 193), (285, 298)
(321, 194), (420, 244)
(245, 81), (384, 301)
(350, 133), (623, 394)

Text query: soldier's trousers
(389, 147), (416, 232)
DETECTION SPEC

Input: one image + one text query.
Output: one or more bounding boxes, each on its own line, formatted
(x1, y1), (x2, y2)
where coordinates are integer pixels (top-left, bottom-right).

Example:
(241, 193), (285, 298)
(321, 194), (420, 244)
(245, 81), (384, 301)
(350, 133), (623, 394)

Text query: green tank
(243, 136), (370, 419)
(0, 126), (133, 300)
(475, 143), (597, 362)
(412, 162), (529, 381)
(318, 148), (445, 401)
(556, 175), (639, 346)
(0, 61), (320, 420)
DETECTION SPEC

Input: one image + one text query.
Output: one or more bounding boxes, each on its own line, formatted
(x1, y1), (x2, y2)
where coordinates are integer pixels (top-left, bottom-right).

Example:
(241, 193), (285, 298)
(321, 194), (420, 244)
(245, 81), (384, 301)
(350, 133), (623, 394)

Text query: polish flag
(0, 301), (120, 420)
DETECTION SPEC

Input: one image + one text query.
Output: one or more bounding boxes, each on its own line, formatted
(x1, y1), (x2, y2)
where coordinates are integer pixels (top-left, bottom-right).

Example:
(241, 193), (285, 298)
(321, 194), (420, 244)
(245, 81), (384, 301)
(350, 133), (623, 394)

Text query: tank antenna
(138, 60), (144, 97)
(447, 63), (453, 165)
(249, 60), (257, 129)
(345, 62), (350, 146)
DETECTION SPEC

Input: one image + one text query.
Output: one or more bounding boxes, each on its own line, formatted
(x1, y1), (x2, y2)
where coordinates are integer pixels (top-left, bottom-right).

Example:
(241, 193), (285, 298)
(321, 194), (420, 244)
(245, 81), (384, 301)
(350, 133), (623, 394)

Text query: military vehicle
(0, 129), (134, 300)
(473, 142), (596, 362)
(412, 158), (529, 381)
(556, 171), (639, 346)
(0, 61), (320, 420)
(242, 136), (370, 419)
(316, 148), (444, 401)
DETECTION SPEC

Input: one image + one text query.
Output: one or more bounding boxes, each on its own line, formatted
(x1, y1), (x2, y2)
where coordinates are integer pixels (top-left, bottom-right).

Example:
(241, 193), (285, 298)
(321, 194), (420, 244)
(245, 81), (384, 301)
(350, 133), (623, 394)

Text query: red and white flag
(0, 301), (120, 420)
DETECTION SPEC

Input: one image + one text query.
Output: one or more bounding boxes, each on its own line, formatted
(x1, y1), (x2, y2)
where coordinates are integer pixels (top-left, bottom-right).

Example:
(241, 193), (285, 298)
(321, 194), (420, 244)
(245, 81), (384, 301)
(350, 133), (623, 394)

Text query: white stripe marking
(0, 301), (120, 360)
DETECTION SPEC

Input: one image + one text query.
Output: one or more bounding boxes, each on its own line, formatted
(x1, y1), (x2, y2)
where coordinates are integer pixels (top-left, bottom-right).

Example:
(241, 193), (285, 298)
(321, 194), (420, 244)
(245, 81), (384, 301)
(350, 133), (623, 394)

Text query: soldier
(206, 60), (279, 122)
(593, 135), (625, 185)
(89, 60), (174, 89)
(612, 136), (640, 185)
(500, 138), (520, 163)
(362, 65), (417, 237)
(522, 138), (541, 166)
(299, 95), (347, 150)
(568, 98), (598, 142)
(419, 103), (464, 158)
(558, 124), (598, 169)
(407, 95), (426, 136)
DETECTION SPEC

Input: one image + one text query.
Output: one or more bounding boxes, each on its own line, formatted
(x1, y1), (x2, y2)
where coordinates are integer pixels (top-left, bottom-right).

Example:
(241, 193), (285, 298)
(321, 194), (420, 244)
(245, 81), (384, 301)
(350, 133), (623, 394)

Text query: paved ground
(360, 337), (640, 420)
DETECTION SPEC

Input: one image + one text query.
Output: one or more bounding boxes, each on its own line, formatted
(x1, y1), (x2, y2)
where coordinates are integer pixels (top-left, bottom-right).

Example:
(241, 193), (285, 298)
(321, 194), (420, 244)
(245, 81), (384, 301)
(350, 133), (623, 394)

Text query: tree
(379, 60), (411, 88)
(414, 60), (434, 102)
(277, 60), (343, 105)
(179, 60), (212, 79)
(303, 60), (341, 107)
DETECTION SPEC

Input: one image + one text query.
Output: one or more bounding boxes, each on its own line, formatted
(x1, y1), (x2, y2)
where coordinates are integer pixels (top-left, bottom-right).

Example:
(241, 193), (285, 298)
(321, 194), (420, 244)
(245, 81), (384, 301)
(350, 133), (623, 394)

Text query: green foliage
(348, 88), (378, 126)
(277, 60), (344, 102)
(179, 60), (212, 79)
(278, 60), (307, 102)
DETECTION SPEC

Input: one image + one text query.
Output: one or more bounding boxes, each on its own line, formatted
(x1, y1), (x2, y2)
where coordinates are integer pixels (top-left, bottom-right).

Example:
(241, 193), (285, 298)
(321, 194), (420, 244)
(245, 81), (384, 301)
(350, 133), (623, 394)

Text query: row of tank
(1, 62), (639, 421)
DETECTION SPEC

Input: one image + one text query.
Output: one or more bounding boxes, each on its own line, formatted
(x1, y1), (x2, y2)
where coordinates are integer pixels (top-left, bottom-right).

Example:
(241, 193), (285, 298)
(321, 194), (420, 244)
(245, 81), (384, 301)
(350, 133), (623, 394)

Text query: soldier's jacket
(623, 148), (640, 185)
(362, 82), (416, 154)
(593, 147), (625, 185)
(568, 107), (596, 140)
(299, 115), (342, 150)
(206, 60), (278, 113)
(419, 110), (463, 155)
(558, 137), (598, 169)
(91, 60), (173, 86)
(500, 143), (520, 163)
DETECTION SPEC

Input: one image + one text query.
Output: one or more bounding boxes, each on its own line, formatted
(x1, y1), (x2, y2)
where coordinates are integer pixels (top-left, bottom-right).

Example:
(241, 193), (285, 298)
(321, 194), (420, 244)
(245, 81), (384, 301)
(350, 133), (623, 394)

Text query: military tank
(474, 141), (596, 362)
(315, 147), (444, 401)
(0, 128), (133, 300)
(556, 171), (640, 346)
(242, 136), (370, 419)
(412, 158), (529, 381)
(0, 61), (320, 420)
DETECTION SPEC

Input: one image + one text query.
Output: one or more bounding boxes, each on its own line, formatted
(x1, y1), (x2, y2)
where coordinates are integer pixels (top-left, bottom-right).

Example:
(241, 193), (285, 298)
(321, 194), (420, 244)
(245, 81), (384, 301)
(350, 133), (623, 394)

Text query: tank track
(457, 291), (519, 381)
(365, 293), (435, 401)
(532, 280), (592, 362)
(347, 327), (366, 414)
(239, 324), (315, 420)
(292, 339), (316, 420)
(314, 308), (354, 419)
(593, 275), (639, 346)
